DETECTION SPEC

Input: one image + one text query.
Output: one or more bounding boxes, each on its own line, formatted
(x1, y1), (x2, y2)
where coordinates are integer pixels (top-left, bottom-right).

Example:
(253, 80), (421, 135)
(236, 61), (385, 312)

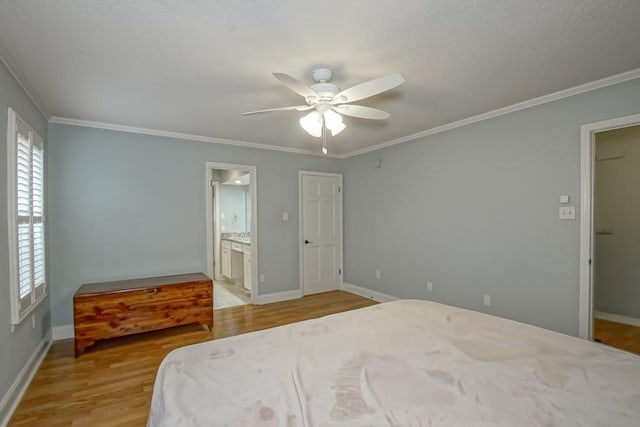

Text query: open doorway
(206, 162), (257, 309)
(591, 125), (640, 354)
(580, 113), (640, 354)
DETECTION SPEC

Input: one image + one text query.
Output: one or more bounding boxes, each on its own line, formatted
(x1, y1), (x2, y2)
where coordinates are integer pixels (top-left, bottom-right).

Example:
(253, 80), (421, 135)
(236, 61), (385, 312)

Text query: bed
(148, 300), (640, 426)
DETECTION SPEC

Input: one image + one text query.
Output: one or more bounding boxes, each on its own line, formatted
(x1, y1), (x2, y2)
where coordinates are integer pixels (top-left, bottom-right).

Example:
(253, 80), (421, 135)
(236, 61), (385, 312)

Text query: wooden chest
(73, 272), (213, 356)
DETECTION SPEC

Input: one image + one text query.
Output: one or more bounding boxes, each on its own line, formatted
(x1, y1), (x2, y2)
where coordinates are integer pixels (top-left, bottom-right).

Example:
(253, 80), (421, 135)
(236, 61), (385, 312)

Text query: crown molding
(0, 38), (49, 119)
(341, 67), (640, 159)
(42, 66), (640, 159)
(48, 116), (341, 158)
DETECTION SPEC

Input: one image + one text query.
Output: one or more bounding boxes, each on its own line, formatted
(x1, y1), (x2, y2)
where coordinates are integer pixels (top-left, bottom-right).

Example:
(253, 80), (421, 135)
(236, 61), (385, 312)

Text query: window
(7, 108), (46, 325)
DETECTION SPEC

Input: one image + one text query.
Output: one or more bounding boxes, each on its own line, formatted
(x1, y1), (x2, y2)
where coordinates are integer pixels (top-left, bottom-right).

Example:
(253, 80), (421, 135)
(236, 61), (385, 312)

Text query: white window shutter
(32, 134), (45, 299)
(17, 118), (33, 312)
(16, 122), (31, 217)
(7, 108), (47, 324)
(32, 136), (45, 217)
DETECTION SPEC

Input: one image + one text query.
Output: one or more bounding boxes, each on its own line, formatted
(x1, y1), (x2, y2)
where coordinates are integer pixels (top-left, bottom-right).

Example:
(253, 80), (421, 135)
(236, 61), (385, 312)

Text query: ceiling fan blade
(272, 73), (318, 99)
(242, 105), (313, 115)
(332, 74), (405, 104)
(333, 105), (390, 120)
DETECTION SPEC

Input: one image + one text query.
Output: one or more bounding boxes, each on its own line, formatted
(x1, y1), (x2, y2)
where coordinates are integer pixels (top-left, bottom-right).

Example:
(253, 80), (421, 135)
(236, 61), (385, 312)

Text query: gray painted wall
(0, 62), (50, 402)
(341, 78), (640, 336)
(594, 125), (640, 319)
(47, 123), (340, 327)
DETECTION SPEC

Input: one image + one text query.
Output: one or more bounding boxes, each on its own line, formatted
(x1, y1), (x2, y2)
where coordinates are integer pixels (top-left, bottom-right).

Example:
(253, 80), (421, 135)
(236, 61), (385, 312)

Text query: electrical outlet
(426, 281), (433, 291)
(483, 294), (491, 306)
(375, 270), (381, 279)
(259, 274), (265, 282)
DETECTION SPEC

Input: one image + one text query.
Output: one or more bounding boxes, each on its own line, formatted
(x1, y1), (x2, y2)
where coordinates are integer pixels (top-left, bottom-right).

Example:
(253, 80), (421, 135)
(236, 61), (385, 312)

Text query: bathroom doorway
(205, 162), (257, 309)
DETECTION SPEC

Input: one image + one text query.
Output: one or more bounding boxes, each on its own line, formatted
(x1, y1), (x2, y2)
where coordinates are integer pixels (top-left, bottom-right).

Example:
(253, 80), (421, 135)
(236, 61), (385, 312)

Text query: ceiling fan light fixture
(243, 69), (405, 152)
(299, 111), (323, 137)
(329, 121), (346, 136)
(323, 110), (345, 136)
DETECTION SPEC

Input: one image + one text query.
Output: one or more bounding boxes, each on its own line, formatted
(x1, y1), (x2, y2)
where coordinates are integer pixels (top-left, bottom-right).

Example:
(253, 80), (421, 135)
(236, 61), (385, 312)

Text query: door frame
(210, 180), (221, 280)
(298, 171), (344, 295)
(206, 161), (258, 303)
(579, 113), (640, 339)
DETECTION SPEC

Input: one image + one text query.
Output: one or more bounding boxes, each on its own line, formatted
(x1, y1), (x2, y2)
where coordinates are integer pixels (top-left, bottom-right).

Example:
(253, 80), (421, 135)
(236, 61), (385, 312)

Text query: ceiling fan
(242, 68), (405, 154)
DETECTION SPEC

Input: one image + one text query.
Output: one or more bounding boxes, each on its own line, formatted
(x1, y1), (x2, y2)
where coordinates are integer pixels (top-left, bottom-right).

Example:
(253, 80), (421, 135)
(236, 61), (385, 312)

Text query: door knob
(305, 240), (312, 244)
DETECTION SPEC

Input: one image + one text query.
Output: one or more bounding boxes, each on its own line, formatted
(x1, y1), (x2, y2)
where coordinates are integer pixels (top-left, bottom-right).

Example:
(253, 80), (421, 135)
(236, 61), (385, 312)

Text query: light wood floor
(9, 290), (375, 426)
(593, 318), (640, 355)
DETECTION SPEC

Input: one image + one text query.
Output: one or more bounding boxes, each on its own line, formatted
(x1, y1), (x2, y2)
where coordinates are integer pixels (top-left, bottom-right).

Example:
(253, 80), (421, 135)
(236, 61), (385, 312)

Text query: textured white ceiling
(0, 0), (639, 155)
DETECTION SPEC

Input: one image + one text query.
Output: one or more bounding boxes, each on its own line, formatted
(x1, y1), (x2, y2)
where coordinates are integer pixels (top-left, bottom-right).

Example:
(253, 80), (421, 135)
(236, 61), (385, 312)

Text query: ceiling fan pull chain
(322, 122), (328, 155)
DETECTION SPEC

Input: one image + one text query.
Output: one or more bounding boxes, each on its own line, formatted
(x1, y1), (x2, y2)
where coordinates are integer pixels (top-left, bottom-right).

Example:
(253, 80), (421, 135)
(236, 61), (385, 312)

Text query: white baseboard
(52, 324), (74, 341)
(254, 289), (303, 305)
(0, 330), (52, 427)
(594, 311), (640, 328)
(341, 282), (399, 303)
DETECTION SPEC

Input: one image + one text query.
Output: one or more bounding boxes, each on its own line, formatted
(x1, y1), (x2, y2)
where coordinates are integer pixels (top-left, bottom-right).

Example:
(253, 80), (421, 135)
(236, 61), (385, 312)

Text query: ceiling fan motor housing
(310, 68), (340, 102)
(310, 82), (340, 99)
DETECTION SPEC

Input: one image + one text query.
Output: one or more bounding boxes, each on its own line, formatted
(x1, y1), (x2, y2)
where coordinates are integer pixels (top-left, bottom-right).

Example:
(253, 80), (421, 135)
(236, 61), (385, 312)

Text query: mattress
(148, 300), (640, 426)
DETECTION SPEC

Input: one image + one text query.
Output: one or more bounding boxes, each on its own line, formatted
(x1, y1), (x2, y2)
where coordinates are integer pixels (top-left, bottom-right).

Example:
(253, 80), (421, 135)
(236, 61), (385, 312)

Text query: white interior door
(301, 173), (342, 295)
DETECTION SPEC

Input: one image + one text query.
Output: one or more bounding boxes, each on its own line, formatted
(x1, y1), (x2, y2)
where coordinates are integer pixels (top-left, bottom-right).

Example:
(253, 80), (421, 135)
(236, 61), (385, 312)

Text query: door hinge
(338, 186), (341, 192)
(588, 259), (592, 266)
(339, 268), (342, 275)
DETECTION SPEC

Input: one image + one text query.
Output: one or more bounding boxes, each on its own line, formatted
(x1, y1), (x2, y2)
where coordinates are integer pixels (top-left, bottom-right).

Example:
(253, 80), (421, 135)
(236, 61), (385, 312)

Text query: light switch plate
(559, 206), (576, 220)
(560, 195), (570, 204)
(282, 212), (289, 221)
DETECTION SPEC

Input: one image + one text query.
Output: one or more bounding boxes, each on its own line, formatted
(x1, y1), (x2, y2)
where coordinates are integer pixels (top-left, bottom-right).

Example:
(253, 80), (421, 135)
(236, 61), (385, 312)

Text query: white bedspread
(148, 300), (640, 426)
